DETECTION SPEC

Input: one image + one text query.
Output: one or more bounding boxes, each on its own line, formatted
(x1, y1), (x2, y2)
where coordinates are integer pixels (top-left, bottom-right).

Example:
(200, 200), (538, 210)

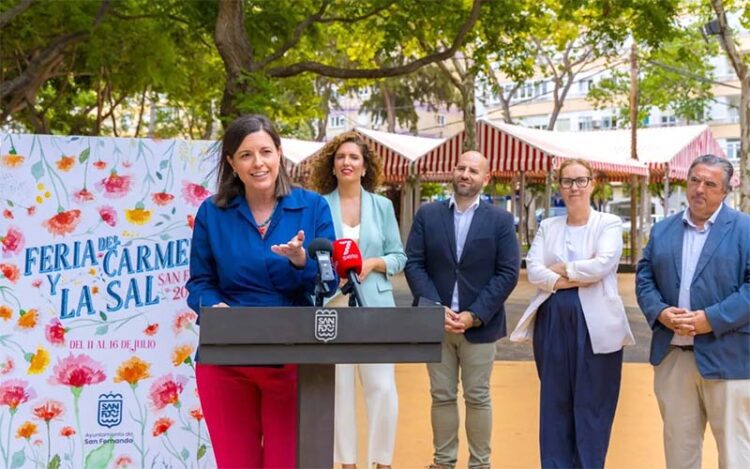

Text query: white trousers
(654, 348), (750, 469)
(334, 363), (398, 465)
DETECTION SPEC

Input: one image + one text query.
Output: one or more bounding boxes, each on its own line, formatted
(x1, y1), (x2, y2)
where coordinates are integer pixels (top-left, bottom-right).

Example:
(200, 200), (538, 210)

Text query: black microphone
(307, 238), (335, 283)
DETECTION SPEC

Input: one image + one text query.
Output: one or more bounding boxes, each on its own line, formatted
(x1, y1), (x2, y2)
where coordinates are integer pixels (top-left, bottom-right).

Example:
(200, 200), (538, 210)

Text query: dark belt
(669, 344), (694, 352)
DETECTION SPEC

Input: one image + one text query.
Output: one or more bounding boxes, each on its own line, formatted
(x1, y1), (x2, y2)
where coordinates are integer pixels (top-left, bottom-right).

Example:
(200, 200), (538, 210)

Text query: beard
(452, 179), (482, 198)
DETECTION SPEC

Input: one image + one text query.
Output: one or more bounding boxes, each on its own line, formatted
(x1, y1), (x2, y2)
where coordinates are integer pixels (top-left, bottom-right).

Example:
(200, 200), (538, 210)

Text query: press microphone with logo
(332, 238), (367, 307)
(307, 238), (335, 306)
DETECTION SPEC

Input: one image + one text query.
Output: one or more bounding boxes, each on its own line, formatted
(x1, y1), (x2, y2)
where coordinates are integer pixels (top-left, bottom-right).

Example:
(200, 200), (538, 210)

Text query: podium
(199, 306), (444, 468)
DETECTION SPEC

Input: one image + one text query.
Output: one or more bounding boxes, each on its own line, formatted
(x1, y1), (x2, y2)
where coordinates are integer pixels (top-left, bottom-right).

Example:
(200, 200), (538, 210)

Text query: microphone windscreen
(307, 237), (333, 260)
(332, 238), (363, 277)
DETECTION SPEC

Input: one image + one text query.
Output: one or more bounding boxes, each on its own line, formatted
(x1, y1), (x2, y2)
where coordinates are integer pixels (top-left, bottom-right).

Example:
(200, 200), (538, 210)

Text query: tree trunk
(461, 71), (477, 151)
(382, 83), (397, 132)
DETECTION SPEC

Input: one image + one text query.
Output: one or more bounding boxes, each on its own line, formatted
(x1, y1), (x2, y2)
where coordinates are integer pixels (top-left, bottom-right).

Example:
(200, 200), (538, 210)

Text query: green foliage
(419, 182), (446, 200)
(587, 22), (717, 124)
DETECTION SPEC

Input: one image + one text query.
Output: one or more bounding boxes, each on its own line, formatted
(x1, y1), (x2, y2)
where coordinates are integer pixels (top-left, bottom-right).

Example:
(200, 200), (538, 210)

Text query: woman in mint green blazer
(312, 131), (406, 469)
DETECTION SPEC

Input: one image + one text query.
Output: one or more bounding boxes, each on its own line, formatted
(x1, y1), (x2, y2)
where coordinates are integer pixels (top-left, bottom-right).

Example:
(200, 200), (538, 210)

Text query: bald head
(458, 151), (489, 175)
(452, 150), (490, 201)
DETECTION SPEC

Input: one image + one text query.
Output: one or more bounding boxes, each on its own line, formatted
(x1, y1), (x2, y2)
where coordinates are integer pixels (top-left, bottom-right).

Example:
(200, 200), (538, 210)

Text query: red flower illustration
(48, 353), (106, 388)
(45, 319), (67, 346)
(0, 263), (20, 283)
(32, 399), (64, 422)
(189, 407), (204, 421)
(73, 188), (95, 204)
(27, 206), (36, 216)
(152, 417), (173, 437)
(1, 227), (24, 257)
(187, 214), (194, 230)
(173, 311), (197, 334)
(96, 171), (133, 199)
(143, 323), (159, 336)
(2, 209), (12, 220)
(97, 206), (117, 227)
(43, 209), (81, 236)
(93, 160), (107, 170)
(0, 379), (36, 411)
(148, 374), (187, 410)
(151, 192), (175, 206)
(60, 426), (75, 437)
(31, 279), (42, 288)
(182, 181), (211, 206)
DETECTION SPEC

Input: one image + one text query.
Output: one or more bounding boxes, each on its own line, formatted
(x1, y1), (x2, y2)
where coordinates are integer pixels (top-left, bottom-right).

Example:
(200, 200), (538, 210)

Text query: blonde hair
(557, 158), (593, 180)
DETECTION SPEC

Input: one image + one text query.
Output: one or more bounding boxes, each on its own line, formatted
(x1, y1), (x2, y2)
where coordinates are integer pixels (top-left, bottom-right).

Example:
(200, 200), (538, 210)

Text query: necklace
(255, 201), (277, 237)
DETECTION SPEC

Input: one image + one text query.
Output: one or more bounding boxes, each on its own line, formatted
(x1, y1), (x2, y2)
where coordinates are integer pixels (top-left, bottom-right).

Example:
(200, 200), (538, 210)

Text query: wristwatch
(470, 312), (483, 328)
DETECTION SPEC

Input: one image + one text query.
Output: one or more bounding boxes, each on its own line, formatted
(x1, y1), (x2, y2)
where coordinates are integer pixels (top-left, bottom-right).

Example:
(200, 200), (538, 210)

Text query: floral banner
(0, 134), (217, 469)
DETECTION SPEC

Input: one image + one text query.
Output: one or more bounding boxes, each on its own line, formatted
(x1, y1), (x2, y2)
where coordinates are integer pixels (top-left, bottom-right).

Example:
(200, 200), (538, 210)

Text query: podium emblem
(97, 392), (123, 428)
(314, 309), (338, 342)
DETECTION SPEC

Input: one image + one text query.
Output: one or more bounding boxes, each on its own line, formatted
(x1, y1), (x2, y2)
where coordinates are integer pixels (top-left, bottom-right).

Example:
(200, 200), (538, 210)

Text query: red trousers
(196, 363), (298, 468)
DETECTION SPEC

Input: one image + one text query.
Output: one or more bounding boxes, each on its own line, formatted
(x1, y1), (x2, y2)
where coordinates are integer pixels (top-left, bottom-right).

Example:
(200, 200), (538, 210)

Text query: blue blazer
(404, 199), (520, 343)
(323, 189), (406, 307)
(186, 187), (337, 316)
(636, 205), (750, 379)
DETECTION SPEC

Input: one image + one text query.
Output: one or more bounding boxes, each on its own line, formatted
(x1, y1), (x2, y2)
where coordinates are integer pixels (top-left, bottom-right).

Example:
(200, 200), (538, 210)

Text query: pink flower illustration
(148, 374), (187, 410)
(0, 379), (36, 411)
(2, 209), (12, 220)
(173, 311), (197, 334)
(1, 227), (24, 257)
(114, 455), (133, 468)
(97, 206), (117, 227)
(151, 192), (175, 206)
(96, 172), (132, 199)
(93, 160), (107, 170)
(45, 319), (67, 346)
(31, 279), (42, 288)
(48, 353), (106, 388)
(182, 181), (211, 206)
(42, 210), (81, 236)
(73, 188), (95, 204)
(0, 357), (13, 375)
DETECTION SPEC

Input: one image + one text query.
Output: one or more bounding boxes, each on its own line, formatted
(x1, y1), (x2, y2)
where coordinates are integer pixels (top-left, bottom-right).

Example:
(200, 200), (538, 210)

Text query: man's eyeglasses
(559, 177), (591, 189)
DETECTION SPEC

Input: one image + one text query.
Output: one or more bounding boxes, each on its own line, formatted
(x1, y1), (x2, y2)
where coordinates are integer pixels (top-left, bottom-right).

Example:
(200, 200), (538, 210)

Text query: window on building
(437, 114), (446, 127)
(601, 115), (617, 129)
(660, 115), (677, 127)
(577, 79), (593, 95)
(329, 115), (346, 129)
(555, 118), (571, 131)
(727, 95), (740, 123)
(726, 139), (740, 162)
(578, 116), (593, 131)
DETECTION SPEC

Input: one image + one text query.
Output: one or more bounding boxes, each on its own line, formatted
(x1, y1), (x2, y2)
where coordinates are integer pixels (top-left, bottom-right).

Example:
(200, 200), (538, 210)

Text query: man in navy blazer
(405, 151), (520, 469)
(636, 154), (750, 469)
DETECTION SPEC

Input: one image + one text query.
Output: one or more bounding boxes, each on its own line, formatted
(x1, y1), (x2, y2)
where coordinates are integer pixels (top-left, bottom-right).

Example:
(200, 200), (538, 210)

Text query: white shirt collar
(449, 193), (481, 213)
(682, 203), (722, 229)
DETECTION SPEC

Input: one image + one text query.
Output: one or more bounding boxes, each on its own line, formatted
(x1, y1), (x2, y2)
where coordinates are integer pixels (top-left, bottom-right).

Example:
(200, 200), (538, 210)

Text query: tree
(708, 0), (749, 211)
(211, 0), (484, 121)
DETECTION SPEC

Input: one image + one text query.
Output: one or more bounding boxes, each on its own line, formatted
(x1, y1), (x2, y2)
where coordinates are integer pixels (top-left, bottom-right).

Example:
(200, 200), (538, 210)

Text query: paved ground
(390, 270), (652, 362)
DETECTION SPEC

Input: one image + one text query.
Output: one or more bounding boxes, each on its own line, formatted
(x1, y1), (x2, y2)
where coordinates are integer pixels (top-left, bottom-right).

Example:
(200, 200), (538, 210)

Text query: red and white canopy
(354, 127), (445, 181)
(479, 120), (650, 180)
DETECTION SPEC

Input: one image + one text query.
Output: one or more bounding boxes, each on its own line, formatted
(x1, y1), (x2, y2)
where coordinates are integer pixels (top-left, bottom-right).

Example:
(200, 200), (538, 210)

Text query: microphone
(331, 238), (367, 307)
(307, 238), (335, 283)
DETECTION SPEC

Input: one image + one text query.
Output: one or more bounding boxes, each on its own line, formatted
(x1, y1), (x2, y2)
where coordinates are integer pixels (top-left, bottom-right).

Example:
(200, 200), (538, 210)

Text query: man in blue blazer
(636, 154), (750, 469)
(405, 151), (520, 469)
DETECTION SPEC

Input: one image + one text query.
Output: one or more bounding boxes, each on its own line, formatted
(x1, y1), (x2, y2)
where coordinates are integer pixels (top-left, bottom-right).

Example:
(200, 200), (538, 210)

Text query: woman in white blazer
(511, 159), (634, 469)
(311, 132), (406, 469)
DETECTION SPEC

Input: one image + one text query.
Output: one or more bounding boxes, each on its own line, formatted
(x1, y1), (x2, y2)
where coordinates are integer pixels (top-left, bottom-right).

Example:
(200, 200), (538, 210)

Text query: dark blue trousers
(533, 288), (623, 469)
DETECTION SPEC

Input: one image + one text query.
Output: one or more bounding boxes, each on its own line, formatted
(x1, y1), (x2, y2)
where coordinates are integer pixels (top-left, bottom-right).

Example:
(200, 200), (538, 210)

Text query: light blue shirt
(449, 194), (481, 311)
(673, 204), (723, 345)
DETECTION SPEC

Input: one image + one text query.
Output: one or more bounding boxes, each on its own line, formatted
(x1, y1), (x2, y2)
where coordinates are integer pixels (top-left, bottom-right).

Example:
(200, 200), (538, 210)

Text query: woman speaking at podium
(311, 132), (406, 469)
(186, 115), (336, 468)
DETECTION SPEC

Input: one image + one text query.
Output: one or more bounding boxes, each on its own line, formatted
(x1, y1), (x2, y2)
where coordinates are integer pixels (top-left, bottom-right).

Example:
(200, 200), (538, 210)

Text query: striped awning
(354, 127), (444, 181)
(636, 126), (727, 181)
